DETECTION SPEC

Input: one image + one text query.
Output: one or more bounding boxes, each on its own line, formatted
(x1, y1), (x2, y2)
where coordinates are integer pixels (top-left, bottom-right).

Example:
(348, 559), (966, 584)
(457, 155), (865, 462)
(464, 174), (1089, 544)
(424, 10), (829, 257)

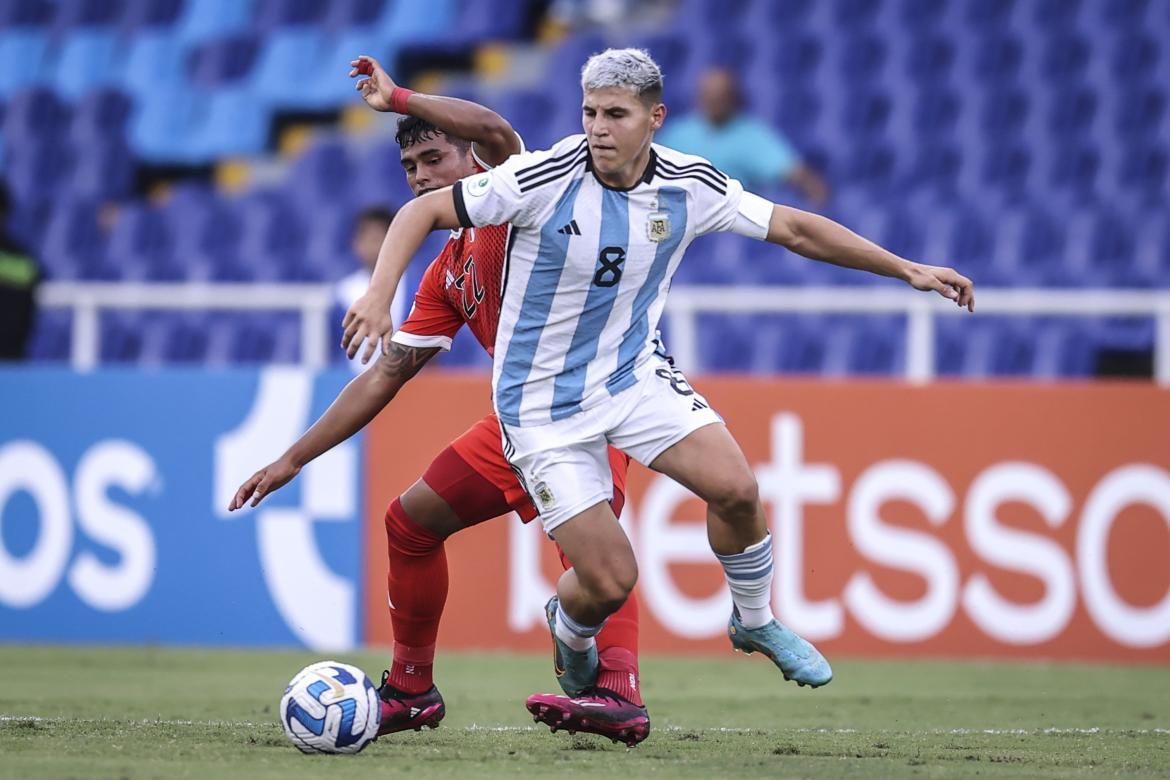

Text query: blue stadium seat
(322, 0), (387, 31)
(104, 204), (175, 281)
(118, 31), (188, 100)
(1, 87), (70, 146)
(39, 200), (106, 282)
(69, 138), (135, 201)
(120, 0), (184, 29)
(69, 89), (134, 147)
(375, 0), (457, 42)
(188, 34), (261, 87)
(52, 30), (123, 102)
(174, 0), (255, 43)
(248, 29), (329, 109)
(128, 90), (205, 163)
(252, 0), (328, 29)
(299, 30), (391, 109)
(27, 308), (72, 362)
(3, 139), (75, 205)
(188, 87), (270, 161)
(52, 0), (125, 28)
(0, 0), (57, 26)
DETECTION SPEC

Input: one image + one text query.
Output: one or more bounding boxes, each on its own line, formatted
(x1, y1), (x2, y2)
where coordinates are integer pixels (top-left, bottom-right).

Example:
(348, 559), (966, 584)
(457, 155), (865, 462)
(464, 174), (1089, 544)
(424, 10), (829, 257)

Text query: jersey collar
(585, 148), (658, 192)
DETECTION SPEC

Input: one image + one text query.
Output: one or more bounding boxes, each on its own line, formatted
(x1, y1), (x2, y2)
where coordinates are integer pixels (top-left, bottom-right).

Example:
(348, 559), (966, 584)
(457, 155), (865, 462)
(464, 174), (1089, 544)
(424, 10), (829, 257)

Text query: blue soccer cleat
(545, 596), (599, 697)
(727, 608), (833, 688)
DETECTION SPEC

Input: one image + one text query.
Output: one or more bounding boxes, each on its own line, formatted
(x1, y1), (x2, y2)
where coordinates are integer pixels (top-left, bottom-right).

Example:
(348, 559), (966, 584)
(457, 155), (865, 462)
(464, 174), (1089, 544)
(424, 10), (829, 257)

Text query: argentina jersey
(452, 134), (773, 427)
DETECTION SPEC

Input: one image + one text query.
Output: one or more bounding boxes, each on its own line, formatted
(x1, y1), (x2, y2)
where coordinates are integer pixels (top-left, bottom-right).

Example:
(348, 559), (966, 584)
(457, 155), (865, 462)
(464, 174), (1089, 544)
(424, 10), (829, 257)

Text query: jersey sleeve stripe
(654, 167), (727, 195)
(452, 181), (473, 227)
(657, 156), (728, 182)
(391, 331), (454, 351)
(516, 139), (588, 180)
(517, 149), (589, 192)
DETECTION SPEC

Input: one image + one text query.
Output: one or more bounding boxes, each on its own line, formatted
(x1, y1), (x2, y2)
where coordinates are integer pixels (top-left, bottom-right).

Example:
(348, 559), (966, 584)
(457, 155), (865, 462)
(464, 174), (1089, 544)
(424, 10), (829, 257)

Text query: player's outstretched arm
(342, 187), (462, 363)
(227, 342), (440, 511)
(765, 204), (975, 312)
(350, 54), (521, 166)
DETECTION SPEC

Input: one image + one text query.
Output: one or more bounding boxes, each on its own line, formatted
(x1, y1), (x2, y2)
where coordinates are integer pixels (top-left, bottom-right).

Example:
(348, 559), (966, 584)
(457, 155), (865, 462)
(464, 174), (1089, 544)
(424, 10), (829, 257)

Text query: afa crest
(647, 212), (670, 242)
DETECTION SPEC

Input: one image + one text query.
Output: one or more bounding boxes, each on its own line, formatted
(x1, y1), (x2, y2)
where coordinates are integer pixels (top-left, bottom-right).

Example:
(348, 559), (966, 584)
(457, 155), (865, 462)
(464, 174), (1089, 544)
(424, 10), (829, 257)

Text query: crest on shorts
(647, 211), (670, 242)
(533, 481), (556, 510)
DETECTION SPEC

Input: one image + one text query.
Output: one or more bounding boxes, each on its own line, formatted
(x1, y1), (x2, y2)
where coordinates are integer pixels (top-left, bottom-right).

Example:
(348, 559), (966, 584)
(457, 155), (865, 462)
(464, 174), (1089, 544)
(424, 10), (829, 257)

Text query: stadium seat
(69, 89), (134, 147)
(0, 31), (49, 98)
(188, 87), (271, 161)
(248, 29), (330, 109)
(118, 31), (188, 100)
(252, 0), (329, 29)
(174, 0), (255, 44)
(26, 308), (72, 362)
(120, 0), (185, 29)
(188, 34), (262, 87)
(51, 30), (124, 101)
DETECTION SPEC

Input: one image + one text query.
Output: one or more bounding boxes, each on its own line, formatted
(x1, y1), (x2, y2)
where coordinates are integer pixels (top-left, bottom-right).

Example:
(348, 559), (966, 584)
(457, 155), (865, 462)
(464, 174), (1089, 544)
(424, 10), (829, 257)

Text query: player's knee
(710, 474), (759, 523)
(581, 560), (637, 613)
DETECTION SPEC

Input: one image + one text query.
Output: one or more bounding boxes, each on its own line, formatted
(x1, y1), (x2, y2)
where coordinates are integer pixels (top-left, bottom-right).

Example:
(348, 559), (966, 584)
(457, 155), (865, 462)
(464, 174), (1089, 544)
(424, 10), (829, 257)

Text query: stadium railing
(38, 282), (1170, 384)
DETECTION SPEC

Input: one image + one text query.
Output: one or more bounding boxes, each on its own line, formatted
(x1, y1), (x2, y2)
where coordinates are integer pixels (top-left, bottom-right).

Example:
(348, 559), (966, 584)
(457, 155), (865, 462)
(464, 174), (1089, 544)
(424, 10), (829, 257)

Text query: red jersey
(391, 222), (510, 355)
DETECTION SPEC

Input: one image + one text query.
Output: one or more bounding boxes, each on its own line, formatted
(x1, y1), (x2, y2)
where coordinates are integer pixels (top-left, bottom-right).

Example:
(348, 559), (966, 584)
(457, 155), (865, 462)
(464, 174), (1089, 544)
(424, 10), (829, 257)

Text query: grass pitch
(0, 645), (1167, 779)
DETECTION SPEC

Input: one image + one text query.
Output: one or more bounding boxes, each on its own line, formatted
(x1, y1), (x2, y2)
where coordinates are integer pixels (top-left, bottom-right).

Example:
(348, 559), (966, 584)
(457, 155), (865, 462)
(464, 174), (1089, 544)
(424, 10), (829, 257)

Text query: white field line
(2, 716), (1168, 736)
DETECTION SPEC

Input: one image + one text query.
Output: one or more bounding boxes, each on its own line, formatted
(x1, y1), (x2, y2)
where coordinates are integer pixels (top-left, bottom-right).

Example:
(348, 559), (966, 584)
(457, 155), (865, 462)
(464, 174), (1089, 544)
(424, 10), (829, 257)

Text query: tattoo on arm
(376, 342), (440, 390)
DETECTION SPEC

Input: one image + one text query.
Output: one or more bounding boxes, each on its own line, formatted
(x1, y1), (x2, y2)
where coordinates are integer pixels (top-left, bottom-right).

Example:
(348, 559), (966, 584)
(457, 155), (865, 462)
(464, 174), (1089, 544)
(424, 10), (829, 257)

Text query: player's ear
(650, 102), (666, 131)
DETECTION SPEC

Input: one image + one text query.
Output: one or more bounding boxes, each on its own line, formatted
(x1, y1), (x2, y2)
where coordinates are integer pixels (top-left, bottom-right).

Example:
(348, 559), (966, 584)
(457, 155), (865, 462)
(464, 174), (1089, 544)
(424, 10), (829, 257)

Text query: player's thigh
(647, 421), (757, 506)
(406, 430), (516, 537)
(501, 415), (613, 536)
(549, 499), (637, 593)
(608, 354), (734, 498)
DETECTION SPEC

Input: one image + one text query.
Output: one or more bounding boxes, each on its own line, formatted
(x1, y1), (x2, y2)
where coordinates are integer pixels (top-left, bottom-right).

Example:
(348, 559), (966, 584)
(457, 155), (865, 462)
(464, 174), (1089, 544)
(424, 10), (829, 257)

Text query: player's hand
(342, 292), (394, 364)
(905, 263), (975, 312)
(228, 458), (301, 511)
(349, 54), (397, 112)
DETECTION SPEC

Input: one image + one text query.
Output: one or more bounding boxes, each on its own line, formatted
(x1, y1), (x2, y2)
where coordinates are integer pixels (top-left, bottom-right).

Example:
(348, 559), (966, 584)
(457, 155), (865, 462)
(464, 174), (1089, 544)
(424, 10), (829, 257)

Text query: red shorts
(424, 413), (630, 525)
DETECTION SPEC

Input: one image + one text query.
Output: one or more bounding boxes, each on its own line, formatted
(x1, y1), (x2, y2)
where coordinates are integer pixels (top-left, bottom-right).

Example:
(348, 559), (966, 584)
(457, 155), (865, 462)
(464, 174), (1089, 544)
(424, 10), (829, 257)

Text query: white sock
(715, 534), (775, 629)
(555, 601), (603, 652)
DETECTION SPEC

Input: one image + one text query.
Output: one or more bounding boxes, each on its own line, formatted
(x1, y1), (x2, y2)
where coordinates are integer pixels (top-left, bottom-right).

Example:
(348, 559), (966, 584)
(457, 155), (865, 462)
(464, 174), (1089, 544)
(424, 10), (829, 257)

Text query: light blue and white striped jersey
(452, 134), (773, 427)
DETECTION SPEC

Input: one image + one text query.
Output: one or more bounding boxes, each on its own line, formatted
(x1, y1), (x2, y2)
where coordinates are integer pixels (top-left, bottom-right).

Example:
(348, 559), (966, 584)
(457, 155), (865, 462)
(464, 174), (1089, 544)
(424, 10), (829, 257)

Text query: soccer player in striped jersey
(230, 55), (650, 747)
(343, 49), (975, 726)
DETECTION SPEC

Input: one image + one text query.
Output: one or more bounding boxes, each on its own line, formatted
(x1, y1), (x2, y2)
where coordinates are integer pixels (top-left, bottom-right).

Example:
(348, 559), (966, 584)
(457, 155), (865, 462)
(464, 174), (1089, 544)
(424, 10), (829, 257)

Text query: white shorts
(500, 352), (723, 534)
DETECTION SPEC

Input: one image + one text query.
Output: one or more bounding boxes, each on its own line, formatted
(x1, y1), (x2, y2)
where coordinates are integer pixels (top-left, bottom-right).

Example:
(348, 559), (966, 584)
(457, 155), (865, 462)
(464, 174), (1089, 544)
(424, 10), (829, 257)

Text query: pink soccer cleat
(526, 689), (650, 747)
(376, 671), (445, 736)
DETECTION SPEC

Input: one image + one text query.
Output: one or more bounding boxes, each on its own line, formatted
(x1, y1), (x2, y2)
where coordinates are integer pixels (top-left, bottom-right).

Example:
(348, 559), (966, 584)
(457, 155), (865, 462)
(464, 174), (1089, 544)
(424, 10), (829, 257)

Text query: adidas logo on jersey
(556, 220), (582, 236)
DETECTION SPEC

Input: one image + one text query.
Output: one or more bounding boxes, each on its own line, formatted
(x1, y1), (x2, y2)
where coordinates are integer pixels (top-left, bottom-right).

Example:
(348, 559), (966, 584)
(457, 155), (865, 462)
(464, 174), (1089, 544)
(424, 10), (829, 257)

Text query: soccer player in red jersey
(228, 56), (649, 746)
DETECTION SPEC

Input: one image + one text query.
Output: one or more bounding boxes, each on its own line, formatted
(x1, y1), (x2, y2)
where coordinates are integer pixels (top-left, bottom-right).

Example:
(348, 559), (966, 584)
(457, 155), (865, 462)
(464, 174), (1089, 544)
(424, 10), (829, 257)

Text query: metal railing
(39, 282), (1170, 384)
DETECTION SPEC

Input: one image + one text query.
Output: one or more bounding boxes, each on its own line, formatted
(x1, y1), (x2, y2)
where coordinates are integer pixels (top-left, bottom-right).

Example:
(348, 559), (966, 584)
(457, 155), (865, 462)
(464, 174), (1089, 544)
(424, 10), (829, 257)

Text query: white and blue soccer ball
(280, 661), (381, 754)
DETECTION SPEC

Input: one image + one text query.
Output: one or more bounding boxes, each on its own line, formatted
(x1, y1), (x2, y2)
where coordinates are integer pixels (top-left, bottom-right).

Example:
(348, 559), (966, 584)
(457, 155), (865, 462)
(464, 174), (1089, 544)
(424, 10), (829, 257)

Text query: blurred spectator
(334, 205), (406, 373)
(658, 67), (829, 207)
(0, 182), (41, 360)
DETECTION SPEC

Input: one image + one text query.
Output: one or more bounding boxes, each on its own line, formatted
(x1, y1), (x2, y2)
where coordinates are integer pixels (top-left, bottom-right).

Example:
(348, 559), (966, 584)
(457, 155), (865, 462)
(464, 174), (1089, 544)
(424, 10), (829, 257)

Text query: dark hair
(356, 205), (396, 227)
(394, 115), (471, 155)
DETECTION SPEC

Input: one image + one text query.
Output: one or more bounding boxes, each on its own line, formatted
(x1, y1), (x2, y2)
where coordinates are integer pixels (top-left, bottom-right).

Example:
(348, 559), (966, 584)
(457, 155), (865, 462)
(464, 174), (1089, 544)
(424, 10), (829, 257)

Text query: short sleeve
(391, 262), (461, 351)
(694, 177), (773, 240)
(452, 154), (540, 229)
(453, 136), (588, 230)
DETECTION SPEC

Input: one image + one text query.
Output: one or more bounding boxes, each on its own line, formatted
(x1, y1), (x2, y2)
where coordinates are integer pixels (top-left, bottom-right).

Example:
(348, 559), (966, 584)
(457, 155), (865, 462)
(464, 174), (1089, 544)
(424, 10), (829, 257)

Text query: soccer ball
(280, 661), (381, 754)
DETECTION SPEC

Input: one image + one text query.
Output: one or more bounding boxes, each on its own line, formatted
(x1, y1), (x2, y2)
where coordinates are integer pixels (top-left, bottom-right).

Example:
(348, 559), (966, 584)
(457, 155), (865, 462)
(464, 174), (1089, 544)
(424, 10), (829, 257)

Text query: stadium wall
(2, 369), (1168, 663)
(365, 375), (1170, 663)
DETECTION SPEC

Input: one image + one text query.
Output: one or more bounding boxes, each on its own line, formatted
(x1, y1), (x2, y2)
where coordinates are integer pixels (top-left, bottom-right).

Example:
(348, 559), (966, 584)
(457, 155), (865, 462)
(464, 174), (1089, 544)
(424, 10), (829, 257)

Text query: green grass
(1, 645), (1167, 779)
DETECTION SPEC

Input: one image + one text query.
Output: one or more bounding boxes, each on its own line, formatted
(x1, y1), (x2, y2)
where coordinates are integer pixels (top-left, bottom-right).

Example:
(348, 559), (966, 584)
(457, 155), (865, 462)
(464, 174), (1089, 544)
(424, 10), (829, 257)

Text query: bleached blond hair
(580, 48), (664, 104)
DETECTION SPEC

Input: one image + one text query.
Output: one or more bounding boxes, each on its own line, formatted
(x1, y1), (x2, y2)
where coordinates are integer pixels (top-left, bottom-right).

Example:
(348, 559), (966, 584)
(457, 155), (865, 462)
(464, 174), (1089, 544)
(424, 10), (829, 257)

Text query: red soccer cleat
(376, 671), (445, 736)
(526, 689), (650, 747)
